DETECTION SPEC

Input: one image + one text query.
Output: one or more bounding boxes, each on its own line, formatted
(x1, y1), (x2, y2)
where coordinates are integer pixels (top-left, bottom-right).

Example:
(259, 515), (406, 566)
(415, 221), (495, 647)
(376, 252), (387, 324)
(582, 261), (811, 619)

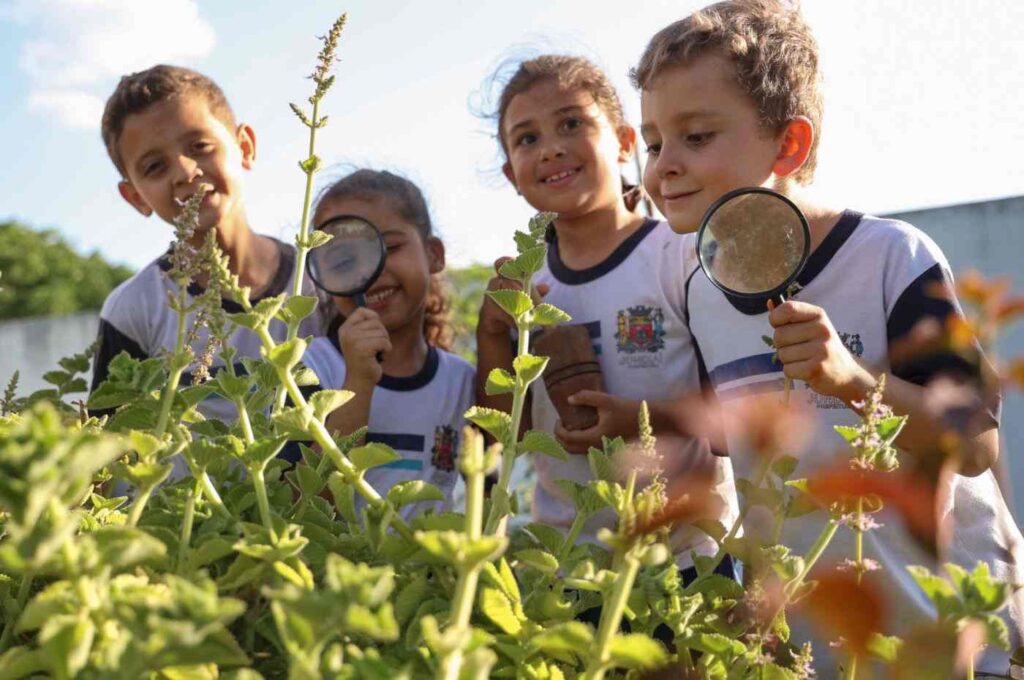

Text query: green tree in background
(0, 221), (134, 320)
(446, 262), (492, 363)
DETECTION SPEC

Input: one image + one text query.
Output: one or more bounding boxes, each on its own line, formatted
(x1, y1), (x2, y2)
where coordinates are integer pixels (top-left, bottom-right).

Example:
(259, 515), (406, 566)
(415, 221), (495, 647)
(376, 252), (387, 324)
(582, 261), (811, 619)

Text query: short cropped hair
(101, 64), (236, 176)
(631, 0), (823, 184)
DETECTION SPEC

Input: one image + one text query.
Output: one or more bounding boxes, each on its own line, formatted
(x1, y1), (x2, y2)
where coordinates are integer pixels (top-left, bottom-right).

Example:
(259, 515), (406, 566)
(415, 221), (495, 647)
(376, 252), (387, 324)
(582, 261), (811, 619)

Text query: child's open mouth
(541, 167), (582, 185)
(364, 286), (397, 308)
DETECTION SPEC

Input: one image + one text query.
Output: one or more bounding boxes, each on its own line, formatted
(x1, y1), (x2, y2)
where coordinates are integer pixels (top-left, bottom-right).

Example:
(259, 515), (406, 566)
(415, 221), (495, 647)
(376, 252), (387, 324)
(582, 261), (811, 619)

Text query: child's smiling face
(640, 52), (791, 234)
(116, 96), (254, 239)
(315, 196), (443, 335)
(501, 80), (635, 219)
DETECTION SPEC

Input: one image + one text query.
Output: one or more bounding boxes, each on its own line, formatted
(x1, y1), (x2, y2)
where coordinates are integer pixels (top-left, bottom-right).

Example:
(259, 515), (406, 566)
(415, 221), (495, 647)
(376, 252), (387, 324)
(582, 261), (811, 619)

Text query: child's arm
(769, 300), (997, 476)
(474, 258), (547, 434)
(553, 391), (716, 454)
(323, 308), (391, 442)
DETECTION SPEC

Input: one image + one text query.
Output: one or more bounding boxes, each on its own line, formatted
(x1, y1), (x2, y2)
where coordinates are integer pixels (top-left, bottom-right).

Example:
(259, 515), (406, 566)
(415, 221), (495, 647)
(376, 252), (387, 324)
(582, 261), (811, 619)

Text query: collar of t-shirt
(326, 333), (439, 391)
(157, 237), (293, 314)
(545, 218), (659, 285)
(718, 210), (863, 315)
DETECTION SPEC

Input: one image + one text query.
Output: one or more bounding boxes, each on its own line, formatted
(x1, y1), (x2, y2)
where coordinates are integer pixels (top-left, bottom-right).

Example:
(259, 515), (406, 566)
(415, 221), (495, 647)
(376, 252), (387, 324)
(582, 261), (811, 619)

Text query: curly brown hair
(312, 169), (453, 351)
(101, 64), (236, 177)
(631, 0), (823, 185)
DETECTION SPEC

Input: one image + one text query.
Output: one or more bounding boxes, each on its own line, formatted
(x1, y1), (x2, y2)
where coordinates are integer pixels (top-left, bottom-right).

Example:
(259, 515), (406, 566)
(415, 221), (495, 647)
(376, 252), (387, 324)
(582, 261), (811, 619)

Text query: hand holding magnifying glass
(696, 188), (811, 403)
(307, 214), (388, 362)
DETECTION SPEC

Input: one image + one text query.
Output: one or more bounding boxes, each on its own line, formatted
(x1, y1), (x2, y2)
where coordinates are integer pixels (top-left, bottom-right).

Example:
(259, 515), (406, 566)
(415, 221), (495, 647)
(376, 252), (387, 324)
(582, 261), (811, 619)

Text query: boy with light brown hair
(633, 0), (1023, 671)
(92, 65), (318, 419)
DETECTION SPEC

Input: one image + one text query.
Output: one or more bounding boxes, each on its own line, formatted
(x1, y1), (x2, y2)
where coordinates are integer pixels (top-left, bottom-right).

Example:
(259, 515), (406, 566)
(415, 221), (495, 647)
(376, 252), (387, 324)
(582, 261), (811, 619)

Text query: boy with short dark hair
(634, 0), (1022, 670)
(92, 64), (318, 420)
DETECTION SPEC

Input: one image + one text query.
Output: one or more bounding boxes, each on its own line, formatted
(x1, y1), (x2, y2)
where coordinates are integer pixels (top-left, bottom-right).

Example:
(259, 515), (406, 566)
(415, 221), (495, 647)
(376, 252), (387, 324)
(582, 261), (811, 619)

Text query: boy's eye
(193, 141), (215, 153)
(143, 161), (165, 176)
(685, 132), (715, 147)
(644, 142), (662, 156)
(559, 117), (583, 132)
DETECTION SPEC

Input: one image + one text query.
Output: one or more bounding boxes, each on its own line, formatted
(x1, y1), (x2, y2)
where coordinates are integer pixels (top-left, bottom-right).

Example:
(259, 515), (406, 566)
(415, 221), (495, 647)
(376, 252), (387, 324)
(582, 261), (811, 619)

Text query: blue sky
(1, 0), (1023, 271)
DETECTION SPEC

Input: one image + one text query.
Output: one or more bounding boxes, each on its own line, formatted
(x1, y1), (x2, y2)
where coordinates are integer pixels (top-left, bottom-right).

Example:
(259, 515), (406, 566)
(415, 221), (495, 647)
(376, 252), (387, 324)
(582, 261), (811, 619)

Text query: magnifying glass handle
(353, 293), (384, 364)
(769, 295), (793, 405)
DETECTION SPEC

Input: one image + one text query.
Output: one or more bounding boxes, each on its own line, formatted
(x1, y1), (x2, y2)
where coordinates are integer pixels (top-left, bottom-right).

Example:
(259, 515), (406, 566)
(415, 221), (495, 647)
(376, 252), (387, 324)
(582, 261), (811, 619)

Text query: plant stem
(177, 482), (198, 573)
(584, 552), (642, 680)
(127, 485), (154, 527)
(252, 468), (275, 534)
(256, 326), (415, 542)
(784, 518), (840, 599)
(484, 310), (532, 537)
(855, 495), (864, 585)
(438, 436), (487, 680)
(0, 570), (33, 652)
(156, 288), (189, 437)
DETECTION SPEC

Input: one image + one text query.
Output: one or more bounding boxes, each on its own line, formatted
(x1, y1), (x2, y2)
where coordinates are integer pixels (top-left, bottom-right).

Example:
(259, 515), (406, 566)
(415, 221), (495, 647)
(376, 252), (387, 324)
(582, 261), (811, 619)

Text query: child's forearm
(839, 368), (997, 477)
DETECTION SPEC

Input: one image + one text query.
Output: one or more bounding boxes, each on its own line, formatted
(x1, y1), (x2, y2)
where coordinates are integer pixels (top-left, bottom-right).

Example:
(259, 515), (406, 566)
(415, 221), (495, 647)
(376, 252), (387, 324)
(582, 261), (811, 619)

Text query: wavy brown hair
(312, 169), (453, 351)
(491, 54), (645, 213)
(630, 0), (823, 185)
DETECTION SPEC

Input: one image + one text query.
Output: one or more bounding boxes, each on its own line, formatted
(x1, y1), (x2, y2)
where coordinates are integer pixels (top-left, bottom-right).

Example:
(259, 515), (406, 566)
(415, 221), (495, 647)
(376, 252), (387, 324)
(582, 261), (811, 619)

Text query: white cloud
(5, 0), (215, 130)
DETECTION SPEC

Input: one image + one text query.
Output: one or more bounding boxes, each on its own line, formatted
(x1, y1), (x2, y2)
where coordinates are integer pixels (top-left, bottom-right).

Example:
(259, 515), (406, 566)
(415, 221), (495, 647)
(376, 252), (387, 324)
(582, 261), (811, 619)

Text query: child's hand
(769, 300), (873, 401)
(553, 390), (640, 454)
(338, 307), (391, 388)
(477, 257), (550, 337)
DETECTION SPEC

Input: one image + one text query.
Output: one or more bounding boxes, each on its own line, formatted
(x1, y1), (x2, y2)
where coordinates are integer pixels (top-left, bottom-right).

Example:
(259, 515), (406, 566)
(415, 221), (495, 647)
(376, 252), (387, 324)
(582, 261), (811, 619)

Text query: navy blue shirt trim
(546, 219), (658, 285)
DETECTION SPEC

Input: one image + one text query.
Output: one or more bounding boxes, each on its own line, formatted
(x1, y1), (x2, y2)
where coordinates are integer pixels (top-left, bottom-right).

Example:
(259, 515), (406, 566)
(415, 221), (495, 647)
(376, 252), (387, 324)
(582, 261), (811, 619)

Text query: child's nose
(171, 155), (204, 184)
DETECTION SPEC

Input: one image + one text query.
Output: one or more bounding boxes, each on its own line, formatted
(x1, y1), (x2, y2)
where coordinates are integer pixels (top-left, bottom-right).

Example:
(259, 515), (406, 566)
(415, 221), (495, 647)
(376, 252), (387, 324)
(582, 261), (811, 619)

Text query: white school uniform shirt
(530, 219), (739, 568)
(93, 239), (321, 482)
(686, 210), (1024, 673)
(302, 336), (475, 518)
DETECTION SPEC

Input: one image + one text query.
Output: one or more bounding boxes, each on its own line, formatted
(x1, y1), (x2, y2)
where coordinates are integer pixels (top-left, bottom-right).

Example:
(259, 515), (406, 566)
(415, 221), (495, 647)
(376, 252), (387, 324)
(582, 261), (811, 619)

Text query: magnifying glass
(306, 214), (387, 360)
(696, 187), (810, 401)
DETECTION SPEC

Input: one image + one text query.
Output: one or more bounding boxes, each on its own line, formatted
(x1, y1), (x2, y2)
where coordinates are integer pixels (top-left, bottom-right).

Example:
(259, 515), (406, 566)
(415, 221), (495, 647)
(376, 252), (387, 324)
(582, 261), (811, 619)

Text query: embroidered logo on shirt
(430, 425), (458, 472)
(839, 332), (864, 358)
(615, 305), (665, 353)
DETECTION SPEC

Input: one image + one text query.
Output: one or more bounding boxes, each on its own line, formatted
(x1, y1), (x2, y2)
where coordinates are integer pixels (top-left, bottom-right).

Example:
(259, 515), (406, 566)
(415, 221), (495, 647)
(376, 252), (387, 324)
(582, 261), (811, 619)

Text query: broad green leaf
(866, 632), (902, 661)
(515, 549), (559, 574)
(214, 371), (251, 401)
(608, 633), (669, 669)
(394, 572), (430, 627)
(350, 443), (401, 473)
(92, 526), (167, 571)
(240, 436), (288, 470)
(771, 454), (799, 480)
(42, 370), (71, 387)
(533, 621), (593, 655)
(306, 230), (334, 250)
(519, 430), (567, 461)
(486, 290), (533, 320)
(515, 246), (546, 277)
(479, 585), (522, 635)
(513, 353), (548, 385)
(0, 646), (47, 678)
(530, 303), (571, 327)
(497, 258), (525, 281)
(310, 389), (354, 422)
(465, 406), (512, 444)
(277, 295), (318, 325)
(907, 565), (957, 604)
(266, 338), (307, 373)
(485, 368), (515, 396)
(39, 615), (94, 679)
(17, 581), (76, 632)
(833, 425), (861, 444)
(387, 481), (444, 509)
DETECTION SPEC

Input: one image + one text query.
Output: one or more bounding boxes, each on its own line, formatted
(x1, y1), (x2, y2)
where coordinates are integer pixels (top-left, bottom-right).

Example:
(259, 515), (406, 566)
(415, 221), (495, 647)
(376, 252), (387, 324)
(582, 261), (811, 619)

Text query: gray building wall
(885, 195), (1024, 519)
(0, 312), (99, 397)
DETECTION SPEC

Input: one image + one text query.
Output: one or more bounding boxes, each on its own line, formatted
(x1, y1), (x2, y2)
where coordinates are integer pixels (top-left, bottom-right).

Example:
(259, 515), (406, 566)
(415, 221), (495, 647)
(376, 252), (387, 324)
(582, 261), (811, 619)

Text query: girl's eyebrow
(506, 105), (588, 135)
(640, 110), (721, 136)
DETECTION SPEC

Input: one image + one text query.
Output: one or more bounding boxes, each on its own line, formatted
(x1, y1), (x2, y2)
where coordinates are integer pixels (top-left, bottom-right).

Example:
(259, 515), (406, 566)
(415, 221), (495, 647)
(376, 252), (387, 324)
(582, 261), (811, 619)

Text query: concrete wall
(0, 312), (98, 397)
(885, 195), (1024, 518)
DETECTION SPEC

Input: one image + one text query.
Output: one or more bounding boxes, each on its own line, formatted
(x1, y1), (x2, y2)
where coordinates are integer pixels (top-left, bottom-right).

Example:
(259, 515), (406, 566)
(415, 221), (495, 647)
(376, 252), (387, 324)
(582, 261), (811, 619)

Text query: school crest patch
(431, 425), (457, 472)
(615, 305), (665, 354)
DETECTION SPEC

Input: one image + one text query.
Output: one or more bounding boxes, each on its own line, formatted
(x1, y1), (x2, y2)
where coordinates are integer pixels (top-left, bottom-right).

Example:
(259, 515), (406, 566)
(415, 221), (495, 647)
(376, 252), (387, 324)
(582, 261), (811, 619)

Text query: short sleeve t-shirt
(530, 219), (739, 566)
(301, 336), (475, 518)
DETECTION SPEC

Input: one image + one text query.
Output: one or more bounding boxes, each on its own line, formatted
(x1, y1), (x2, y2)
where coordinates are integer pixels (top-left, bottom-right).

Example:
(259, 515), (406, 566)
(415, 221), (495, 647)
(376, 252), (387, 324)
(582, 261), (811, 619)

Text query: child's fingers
(773, 319), (830, 348)
(554, 420), (599, 455)
(775, 342), (819, 365)
(768, 300), (823, 328)
(566, 389), (613, 410)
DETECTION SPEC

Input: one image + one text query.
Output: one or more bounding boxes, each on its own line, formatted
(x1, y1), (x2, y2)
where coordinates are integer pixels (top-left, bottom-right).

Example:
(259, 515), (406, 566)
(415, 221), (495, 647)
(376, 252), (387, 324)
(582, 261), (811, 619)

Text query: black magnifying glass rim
(696, 186), (811, 300)
(305, 213), (386, 297)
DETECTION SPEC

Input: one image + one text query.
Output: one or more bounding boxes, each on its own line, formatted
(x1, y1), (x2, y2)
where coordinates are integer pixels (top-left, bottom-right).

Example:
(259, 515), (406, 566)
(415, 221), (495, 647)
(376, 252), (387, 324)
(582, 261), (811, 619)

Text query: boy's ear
(772, 116), (814, 179)
(117, 180), (153, 217)
(426, 236), (446, 275)
(502, 161), (519, 193)
(616, 124), (637, 163)
(237, 123), (257, 169)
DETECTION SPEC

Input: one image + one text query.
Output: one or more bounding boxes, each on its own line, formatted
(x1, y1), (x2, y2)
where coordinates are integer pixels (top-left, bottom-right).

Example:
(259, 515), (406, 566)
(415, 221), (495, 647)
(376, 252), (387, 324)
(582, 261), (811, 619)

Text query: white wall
(885, 195), (1024, 519)
(0, 312), (99, 397)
